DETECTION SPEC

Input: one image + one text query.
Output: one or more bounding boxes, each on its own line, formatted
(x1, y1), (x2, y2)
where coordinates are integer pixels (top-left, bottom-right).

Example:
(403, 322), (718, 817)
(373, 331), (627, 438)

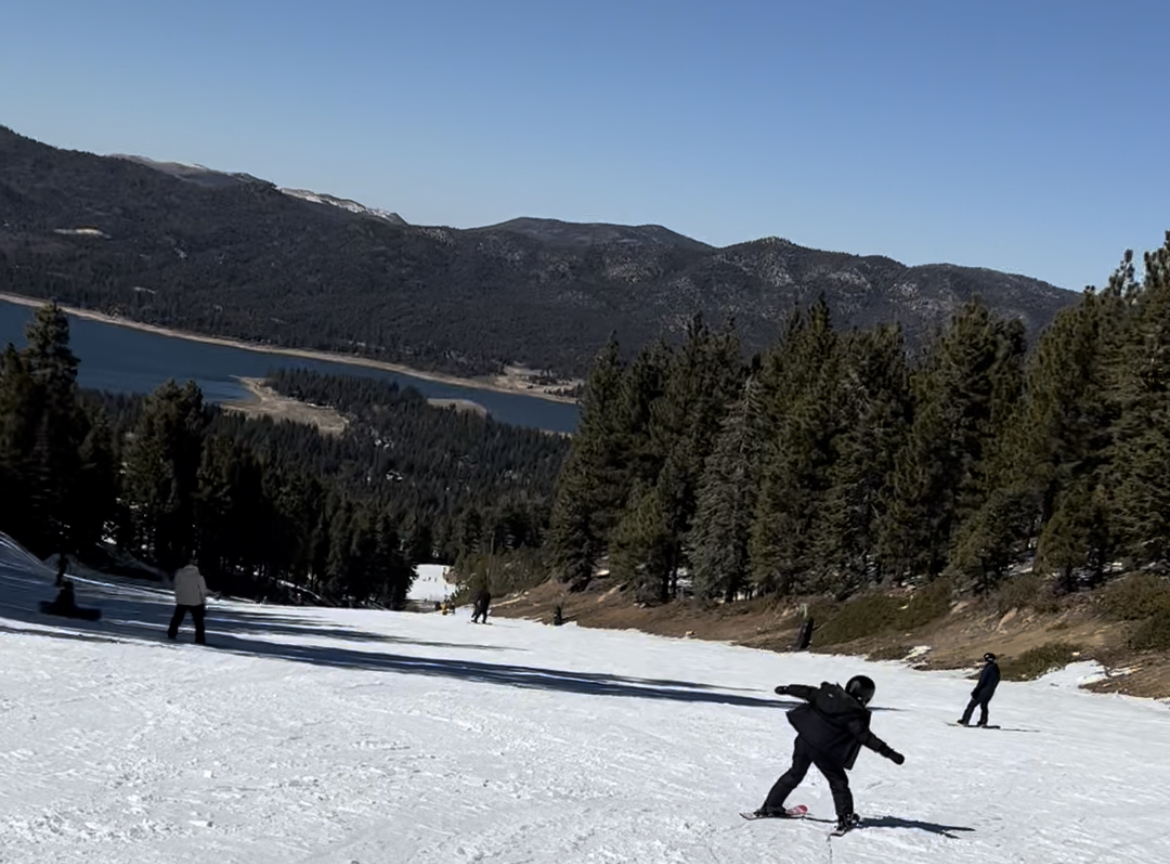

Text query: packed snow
(2, 536), (1169, 863)
(408, 564), (455, 605)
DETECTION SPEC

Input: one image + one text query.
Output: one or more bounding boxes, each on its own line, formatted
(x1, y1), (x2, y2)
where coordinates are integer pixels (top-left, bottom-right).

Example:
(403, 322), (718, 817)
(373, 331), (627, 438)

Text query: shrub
(998, 642), (1082, 681)
(868, 644), (915, 662)
(811, 581), (953, 647)
(1101, 573), (1170, 621)
(994, 574), (1060, 616)
(899, 578), (955, 629)
(1130, 608), (1170, 651)
(812, 595), (902, 646)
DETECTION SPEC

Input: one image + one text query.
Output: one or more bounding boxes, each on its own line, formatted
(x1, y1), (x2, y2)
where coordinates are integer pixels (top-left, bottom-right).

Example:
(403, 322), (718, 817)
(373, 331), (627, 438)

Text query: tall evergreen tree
(689, 374), (766, 601)
(1110, 234), (1170, 570)
(750, 299), (844, 594)
(815, 325), (913, 593)
(122, 379), (208, 569)
(880, 298), (1026, 583)
(548, 338), (628, 586)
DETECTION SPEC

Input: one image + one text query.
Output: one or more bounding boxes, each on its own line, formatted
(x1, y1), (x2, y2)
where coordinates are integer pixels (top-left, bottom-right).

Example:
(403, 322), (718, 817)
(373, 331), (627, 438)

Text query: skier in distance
(753, 674), (904, 834)
(957, 652), (1000, 727)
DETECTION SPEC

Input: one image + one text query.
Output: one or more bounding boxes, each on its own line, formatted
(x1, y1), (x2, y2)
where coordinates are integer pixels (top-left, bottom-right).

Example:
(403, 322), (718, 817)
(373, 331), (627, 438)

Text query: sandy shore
(221, 376), (349, 436)
(0, 292), (579, 405)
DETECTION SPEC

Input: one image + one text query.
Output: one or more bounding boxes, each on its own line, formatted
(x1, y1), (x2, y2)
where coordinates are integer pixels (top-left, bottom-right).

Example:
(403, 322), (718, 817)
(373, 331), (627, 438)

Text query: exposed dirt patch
(491, 578), (1170, 700)
(222, 377), (348, 436)
(426, 397), (489, 418)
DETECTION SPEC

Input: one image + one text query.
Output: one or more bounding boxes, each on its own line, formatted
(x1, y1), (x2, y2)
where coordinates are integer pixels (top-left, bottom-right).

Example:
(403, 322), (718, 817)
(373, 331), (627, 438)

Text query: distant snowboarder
(753, 675), (904, 835)
(40, 579), (102, 621)
(957, 652), (1000, 727)
(167, 562), (209, 644)
(471, 587), (492, 624)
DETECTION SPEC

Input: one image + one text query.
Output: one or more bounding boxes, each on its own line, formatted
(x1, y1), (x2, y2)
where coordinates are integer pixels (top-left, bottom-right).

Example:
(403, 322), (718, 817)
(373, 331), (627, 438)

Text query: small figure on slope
(753, 675), (904, 835)
(471, 587), (492, 624)
(957, 652), (1000, 727)
(40, 579), (102, 620)
(167, 562), (209, 645)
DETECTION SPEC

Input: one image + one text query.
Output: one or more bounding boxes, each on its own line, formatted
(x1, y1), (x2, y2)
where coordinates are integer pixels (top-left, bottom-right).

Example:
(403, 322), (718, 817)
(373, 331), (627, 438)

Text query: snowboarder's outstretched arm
(774, 684), (818, 701)
(859, 728), (905, 764)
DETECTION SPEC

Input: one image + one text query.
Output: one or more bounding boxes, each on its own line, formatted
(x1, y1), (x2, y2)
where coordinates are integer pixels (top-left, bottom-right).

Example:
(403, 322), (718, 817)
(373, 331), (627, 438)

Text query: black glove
(774, 685), (790, 696)
(888, 750), (905, 765)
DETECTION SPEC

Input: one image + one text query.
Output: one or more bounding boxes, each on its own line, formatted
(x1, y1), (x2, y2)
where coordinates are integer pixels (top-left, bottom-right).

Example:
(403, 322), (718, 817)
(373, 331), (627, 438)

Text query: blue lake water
(0, 300), (579, 433)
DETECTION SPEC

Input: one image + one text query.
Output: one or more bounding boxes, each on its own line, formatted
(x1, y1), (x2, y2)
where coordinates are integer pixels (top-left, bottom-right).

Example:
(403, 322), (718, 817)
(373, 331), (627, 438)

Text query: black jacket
(784, 682), (896, 770)
(972, 661), (1001, 700)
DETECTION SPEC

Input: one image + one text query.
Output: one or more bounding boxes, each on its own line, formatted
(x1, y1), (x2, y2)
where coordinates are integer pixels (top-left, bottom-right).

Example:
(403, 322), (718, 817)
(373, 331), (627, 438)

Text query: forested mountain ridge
(0, 124), (1075, 378)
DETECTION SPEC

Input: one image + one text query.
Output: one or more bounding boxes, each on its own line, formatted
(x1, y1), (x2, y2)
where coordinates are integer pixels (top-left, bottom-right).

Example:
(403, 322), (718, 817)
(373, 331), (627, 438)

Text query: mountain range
(0, 124), (1077, 379)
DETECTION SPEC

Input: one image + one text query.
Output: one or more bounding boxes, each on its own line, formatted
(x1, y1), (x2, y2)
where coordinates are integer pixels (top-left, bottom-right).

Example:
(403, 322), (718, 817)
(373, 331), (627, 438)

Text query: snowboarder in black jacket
(958, 653), (1000, 727)
(754, 675), (904, 833)
(471, 588), (492, 624)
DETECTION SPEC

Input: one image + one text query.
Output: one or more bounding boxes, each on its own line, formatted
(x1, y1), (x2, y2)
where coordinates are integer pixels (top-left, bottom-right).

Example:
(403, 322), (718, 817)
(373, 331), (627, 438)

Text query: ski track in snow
(2, 544), (1169, 863)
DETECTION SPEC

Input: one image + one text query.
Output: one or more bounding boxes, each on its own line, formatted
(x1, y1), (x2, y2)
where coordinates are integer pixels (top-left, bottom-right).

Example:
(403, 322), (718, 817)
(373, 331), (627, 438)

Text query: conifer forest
(548, 236), (1170, 607)
(3, 235), (1170, 617)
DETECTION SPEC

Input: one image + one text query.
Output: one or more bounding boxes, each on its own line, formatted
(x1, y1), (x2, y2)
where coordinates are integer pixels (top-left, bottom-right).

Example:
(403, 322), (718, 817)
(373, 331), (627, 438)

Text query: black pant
(763, 736), (853, 818)
(960, 695), (991, 726)
(472, 604), (488, 623)
(168, 604), (206, 643)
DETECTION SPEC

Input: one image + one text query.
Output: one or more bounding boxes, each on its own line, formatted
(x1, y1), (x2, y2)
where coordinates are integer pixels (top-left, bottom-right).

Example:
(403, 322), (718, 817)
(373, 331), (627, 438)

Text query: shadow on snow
(1, 566), (792, 709)
(861, 815), (976, 839)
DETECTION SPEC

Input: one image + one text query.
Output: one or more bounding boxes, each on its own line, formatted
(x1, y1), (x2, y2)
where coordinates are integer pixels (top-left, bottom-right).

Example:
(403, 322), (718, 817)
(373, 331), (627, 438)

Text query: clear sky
(2, 0), (1167, 290)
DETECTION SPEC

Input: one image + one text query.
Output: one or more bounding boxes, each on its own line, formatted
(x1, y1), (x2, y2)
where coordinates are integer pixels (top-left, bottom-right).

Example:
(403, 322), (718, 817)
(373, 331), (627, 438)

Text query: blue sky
(2, 0), (1167, 290)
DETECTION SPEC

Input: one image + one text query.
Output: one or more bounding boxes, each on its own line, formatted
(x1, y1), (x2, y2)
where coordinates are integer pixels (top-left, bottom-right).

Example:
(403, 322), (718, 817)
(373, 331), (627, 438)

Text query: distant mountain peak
(279, 188), (407, 225)
(475, 217), (713, 252)
(109, 154), (267, 189)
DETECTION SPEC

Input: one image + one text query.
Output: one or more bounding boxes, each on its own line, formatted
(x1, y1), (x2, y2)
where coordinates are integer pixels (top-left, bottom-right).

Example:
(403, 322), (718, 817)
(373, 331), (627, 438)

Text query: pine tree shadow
(861, 815), (976, 839)
(1, 566), (787, 708)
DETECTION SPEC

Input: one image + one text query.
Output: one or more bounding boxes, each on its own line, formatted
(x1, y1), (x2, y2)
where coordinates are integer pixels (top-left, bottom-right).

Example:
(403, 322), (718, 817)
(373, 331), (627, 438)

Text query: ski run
(2, 535), (1168, 864)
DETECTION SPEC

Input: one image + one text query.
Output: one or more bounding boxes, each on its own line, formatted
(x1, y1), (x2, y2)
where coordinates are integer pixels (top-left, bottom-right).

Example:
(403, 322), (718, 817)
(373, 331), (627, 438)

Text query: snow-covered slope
(1, 537), (1167, 863)
(407, 563), (454, 604)
(279, 188), (406, 224)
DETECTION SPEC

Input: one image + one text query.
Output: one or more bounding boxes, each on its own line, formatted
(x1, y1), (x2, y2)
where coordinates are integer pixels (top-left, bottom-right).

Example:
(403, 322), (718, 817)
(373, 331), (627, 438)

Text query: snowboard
(948, 722), (1000, 729)
(740, 805), (808, 821)
(38, 600), (102, 621)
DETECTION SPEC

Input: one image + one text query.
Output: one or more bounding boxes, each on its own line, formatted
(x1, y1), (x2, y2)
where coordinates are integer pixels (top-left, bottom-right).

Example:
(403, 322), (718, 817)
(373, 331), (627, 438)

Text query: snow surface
(407, 564), (454, 605)
(2, 536), (1169, 863)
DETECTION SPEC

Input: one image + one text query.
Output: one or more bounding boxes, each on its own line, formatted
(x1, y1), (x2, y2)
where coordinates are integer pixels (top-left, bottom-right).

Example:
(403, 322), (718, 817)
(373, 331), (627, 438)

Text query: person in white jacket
(167, 563), (209, 644)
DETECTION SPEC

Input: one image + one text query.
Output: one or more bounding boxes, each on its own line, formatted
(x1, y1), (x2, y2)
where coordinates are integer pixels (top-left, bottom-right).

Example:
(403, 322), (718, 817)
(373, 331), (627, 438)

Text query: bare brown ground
(426, 397), (489, 418)
(222, 377), (348, 436)
(491, 579), (1170, 700)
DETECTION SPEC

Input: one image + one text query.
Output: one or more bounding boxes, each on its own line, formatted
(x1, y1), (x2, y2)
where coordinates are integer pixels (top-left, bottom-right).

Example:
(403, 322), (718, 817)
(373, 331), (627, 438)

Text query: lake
(0, 300), (579, 433)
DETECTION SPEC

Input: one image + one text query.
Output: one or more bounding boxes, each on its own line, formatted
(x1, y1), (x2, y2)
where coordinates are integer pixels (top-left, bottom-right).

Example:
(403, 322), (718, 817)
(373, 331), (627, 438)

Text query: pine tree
(815, 325), (912, 593)
(689, 375), (765, 601)
(123, 379), (208, 569)
(880, 299), (1026, 582)
(750, 299), (844, 594)
(1110, 234), (1170, 570)
(548, 338), (629, 586)
(609, 484), (673, 603)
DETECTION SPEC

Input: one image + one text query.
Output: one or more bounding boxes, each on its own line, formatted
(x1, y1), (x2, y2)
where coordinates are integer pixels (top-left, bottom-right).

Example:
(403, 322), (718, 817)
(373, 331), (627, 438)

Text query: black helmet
(983, 652), (997, 663)
(845, 675), (876, 706)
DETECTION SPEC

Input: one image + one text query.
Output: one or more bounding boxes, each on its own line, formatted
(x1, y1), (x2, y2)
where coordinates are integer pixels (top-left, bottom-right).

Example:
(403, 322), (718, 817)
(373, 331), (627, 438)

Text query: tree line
(548, 235), (1170, 605)
(0, 306), (567, 605)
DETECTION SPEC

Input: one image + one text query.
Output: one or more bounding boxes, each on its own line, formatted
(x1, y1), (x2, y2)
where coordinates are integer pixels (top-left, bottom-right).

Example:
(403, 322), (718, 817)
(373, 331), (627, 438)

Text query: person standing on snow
(957, 652), (1000, 727)
(753, 675), (904, 834)
(471, 587), (492, 624)
(167, 561), (209, 645)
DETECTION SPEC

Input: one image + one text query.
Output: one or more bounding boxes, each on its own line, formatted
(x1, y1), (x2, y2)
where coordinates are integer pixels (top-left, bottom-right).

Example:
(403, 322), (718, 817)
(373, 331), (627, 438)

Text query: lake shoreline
(0, 292), (579, 406)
